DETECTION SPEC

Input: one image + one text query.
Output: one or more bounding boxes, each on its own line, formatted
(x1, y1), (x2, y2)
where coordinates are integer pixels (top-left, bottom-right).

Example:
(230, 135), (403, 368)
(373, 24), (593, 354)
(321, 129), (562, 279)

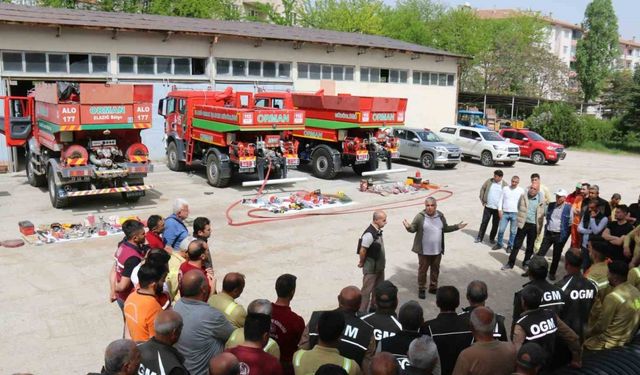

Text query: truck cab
(457, 110), (487, 129)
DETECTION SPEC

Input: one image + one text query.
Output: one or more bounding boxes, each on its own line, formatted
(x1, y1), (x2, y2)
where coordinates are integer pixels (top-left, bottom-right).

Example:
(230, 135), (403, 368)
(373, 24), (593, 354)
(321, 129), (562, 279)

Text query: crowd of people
(93, 171), (640, 375)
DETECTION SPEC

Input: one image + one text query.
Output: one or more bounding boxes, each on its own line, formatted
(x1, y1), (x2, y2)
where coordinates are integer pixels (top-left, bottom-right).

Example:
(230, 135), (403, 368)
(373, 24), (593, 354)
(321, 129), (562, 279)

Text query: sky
(432, 0), (640, 41)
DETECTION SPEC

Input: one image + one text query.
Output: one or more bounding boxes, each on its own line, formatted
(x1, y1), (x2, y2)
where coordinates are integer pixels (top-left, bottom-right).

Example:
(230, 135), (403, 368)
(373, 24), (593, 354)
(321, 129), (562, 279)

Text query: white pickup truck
(438, 125), (520, 167)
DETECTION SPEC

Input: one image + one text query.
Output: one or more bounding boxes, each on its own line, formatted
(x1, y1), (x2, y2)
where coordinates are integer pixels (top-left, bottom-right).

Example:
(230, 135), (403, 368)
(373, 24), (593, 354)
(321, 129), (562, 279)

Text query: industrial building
(0, 3), (464, 170)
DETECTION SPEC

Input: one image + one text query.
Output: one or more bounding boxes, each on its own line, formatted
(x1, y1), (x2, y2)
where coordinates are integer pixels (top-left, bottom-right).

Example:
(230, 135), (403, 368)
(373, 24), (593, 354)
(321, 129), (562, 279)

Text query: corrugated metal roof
(0, 3), (466, 58)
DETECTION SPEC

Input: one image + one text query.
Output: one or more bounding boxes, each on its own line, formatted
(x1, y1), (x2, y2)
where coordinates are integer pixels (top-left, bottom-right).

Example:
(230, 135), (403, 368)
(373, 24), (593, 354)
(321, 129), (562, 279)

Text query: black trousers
(537, 230), (566, 275)
(508, 222), (537, 266)
(478, 207), (500, 241)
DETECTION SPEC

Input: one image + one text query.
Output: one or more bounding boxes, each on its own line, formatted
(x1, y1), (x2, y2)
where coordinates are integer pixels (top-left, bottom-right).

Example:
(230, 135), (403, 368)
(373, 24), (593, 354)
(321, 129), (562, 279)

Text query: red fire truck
(0, 83), (153, 208)
(158, 87), (305, 187)
(256, 90), (407, 179)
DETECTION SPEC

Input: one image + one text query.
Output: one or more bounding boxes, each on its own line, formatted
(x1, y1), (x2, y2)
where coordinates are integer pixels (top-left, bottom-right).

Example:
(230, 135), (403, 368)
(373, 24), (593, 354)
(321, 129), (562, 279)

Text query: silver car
(393, 128), (462, 169)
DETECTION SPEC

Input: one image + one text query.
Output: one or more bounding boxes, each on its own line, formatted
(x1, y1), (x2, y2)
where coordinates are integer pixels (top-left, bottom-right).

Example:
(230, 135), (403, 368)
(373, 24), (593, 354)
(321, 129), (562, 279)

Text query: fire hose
(224, 158), (454, 227)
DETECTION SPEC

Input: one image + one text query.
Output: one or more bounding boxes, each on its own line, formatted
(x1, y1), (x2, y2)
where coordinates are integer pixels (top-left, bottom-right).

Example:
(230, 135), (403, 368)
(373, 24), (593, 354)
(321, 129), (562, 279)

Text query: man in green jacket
(403, 197), (467, 299)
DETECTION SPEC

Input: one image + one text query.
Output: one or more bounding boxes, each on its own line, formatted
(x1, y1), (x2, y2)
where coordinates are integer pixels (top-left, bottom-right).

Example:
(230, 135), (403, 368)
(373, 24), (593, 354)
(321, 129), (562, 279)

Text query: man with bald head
(209, 352), (240, 375)
(452, 307), (516, 375)
(209, 272), (248, 328)
(358, 210), (388, 313)
(299, 286), (375, 373)
(174, 270), (235, 375)
(138, 310), (188, 375)
(225, 299), (281, 359)
(370, 352), (400, 375)
(90, 339), (140, 375)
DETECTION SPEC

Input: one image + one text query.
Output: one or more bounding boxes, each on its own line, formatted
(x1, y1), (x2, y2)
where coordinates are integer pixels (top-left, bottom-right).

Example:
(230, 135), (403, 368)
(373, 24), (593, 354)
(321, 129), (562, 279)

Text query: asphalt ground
(1, 150), (639, 374)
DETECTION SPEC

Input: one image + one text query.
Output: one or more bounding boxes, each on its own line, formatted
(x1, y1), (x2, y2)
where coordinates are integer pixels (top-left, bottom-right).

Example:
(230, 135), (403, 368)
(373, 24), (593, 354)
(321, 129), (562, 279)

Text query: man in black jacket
(420, 286), (473, 375)
(379, 300), (423, 358)
(511, 256), (566, 336)
(138, 310), (188, 375)
(361, 281), (403, 345)
(459, 280), (507, 341)
(358, 210), (388, 313)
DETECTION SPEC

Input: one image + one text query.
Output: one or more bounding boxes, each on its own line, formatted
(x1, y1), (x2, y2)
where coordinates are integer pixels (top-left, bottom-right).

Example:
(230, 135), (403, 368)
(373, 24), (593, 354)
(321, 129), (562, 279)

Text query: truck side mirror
(522, 137), (529, 141)
(475, 137), (482, 141)
(411, 137), (420, 143)
(158, 98), (166, 117)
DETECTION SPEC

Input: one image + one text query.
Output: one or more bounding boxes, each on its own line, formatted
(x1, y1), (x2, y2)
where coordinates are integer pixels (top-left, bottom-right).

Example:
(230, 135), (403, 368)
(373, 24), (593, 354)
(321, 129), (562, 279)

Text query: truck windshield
(526, 131), (545, 141)
(458, 113), (484, 127)
(416, 131), (442, 142)
(481, 132), (504, 142)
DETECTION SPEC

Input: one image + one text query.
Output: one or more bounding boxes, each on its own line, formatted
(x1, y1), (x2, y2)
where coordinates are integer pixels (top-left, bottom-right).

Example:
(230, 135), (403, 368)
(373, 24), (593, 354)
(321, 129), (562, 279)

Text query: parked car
(499, 128), (565, 165)
(393, 128), (461, 169)
(438, 125), (520, 167)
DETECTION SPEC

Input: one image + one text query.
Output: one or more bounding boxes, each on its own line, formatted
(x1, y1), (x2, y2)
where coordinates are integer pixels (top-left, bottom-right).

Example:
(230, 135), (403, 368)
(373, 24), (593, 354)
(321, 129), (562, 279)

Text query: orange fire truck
(256, 90), (407, 179)
(0, 83), (153, 208)
(158, 87), (305, 187)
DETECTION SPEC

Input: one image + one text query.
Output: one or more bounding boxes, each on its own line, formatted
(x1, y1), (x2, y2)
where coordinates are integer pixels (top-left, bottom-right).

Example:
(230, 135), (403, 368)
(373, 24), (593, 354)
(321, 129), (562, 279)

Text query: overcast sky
(437, 0), (639, 41)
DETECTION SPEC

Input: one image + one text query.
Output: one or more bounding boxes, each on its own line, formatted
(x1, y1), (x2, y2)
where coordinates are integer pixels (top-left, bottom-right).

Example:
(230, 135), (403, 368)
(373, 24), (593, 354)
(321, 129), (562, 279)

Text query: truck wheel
(480, 151), (494, 167)
(206, 153), (230, 187)
(420, 153), (435, 170)
(48, 166), (69, 209)
(312, 148), (338, 179)
(167, 142), (185, 171)
(27, 154), (46, 187)
(532, 151), (546, 165)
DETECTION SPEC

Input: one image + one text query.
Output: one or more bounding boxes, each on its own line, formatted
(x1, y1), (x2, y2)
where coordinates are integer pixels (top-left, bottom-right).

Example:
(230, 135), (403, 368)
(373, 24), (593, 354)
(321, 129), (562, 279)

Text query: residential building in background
(476, 8), (640, 72)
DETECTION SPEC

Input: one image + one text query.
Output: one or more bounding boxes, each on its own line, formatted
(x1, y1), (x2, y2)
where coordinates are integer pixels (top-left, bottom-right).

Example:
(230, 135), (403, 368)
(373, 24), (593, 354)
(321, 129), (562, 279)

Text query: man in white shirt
(494, 176), (524, 252)
(476, 170), (507, 245)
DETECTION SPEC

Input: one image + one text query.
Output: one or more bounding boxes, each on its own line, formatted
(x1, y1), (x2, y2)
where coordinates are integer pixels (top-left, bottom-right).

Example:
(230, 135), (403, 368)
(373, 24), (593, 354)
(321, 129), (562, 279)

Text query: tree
(622, 65), (640, 131)
(575, 0), (619, 103)
(600, 69), (634, 119)
(527, 102), (584, 146)
(379, 0), (443, 46)
(299, 0), (386, 34)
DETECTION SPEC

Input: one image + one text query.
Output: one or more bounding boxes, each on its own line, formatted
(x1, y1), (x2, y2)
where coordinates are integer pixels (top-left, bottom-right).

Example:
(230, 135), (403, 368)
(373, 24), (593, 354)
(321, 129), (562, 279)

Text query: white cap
(555, 188), (568, 197)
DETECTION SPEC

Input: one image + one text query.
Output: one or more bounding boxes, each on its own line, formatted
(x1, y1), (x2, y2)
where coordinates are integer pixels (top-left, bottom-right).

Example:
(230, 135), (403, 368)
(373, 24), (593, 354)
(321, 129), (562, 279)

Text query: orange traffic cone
(415, 170), (421, 178)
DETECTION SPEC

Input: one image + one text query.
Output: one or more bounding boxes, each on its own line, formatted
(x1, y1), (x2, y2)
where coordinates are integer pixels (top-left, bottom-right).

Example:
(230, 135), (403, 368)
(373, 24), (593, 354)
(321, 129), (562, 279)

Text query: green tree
(379, 0), (443, 46)
(299, 0), (386, 34)
(600, 69), (634, 119)
(148, 0), (241, 19)
(526, 102), (583, 146)
(622, 65), (640, 131)
(575, 0), (619, 103)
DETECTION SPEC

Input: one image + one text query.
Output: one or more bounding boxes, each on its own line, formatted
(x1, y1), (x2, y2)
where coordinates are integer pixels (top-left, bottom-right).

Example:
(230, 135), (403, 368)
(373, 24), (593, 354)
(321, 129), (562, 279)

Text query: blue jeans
(496, 212), (518, 247)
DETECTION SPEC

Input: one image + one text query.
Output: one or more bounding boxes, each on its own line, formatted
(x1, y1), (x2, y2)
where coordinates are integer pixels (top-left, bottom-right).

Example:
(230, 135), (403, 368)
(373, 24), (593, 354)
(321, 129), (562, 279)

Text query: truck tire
(48, 165), (69, 209)
(420, 152), (435, 170)
(532, 151), (546, 165)
(167, 142), (185, 171)
(27, 153), (46, 187)
(480, 151), (495, 167)
(312, 147), (338, 179)
(206, 153), (230, 187)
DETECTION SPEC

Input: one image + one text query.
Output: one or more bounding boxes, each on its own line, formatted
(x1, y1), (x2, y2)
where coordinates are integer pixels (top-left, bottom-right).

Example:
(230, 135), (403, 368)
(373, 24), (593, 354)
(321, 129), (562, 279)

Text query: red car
(499, 128), (566, 165)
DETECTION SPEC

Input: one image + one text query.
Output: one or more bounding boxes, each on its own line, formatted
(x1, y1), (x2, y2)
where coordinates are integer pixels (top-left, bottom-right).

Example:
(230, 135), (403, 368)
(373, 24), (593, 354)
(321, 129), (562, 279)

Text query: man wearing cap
(361, 281), (403, 345)
(555, 250), (597, 342)
(513, 342), (546, 375)
(511, 256), (566, 335)
(535, 188), (572, 281)
(512, 285), (581, 371)
(476, 169), (507, 244)
(569, 183), (590, 249)
(584, 260), (640, 350)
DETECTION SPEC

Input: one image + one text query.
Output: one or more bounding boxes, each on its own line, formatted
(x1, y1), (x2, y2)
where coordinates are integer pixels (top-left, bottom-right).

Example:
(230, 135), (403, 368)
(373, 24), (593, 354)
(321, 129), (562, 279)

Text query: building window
(2, 51), (108, 74)
(563, 46), (569, 56)
(361, 67), (408, 83)
(25, 52), (46, 72)
(216, 59), (291, 79)
(412, 70), (455, 86)
(48, 54), (67, 73)
(69, 54), (90, 74)
(297, 62), (355, 81)
(118, 55), (206, 75)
